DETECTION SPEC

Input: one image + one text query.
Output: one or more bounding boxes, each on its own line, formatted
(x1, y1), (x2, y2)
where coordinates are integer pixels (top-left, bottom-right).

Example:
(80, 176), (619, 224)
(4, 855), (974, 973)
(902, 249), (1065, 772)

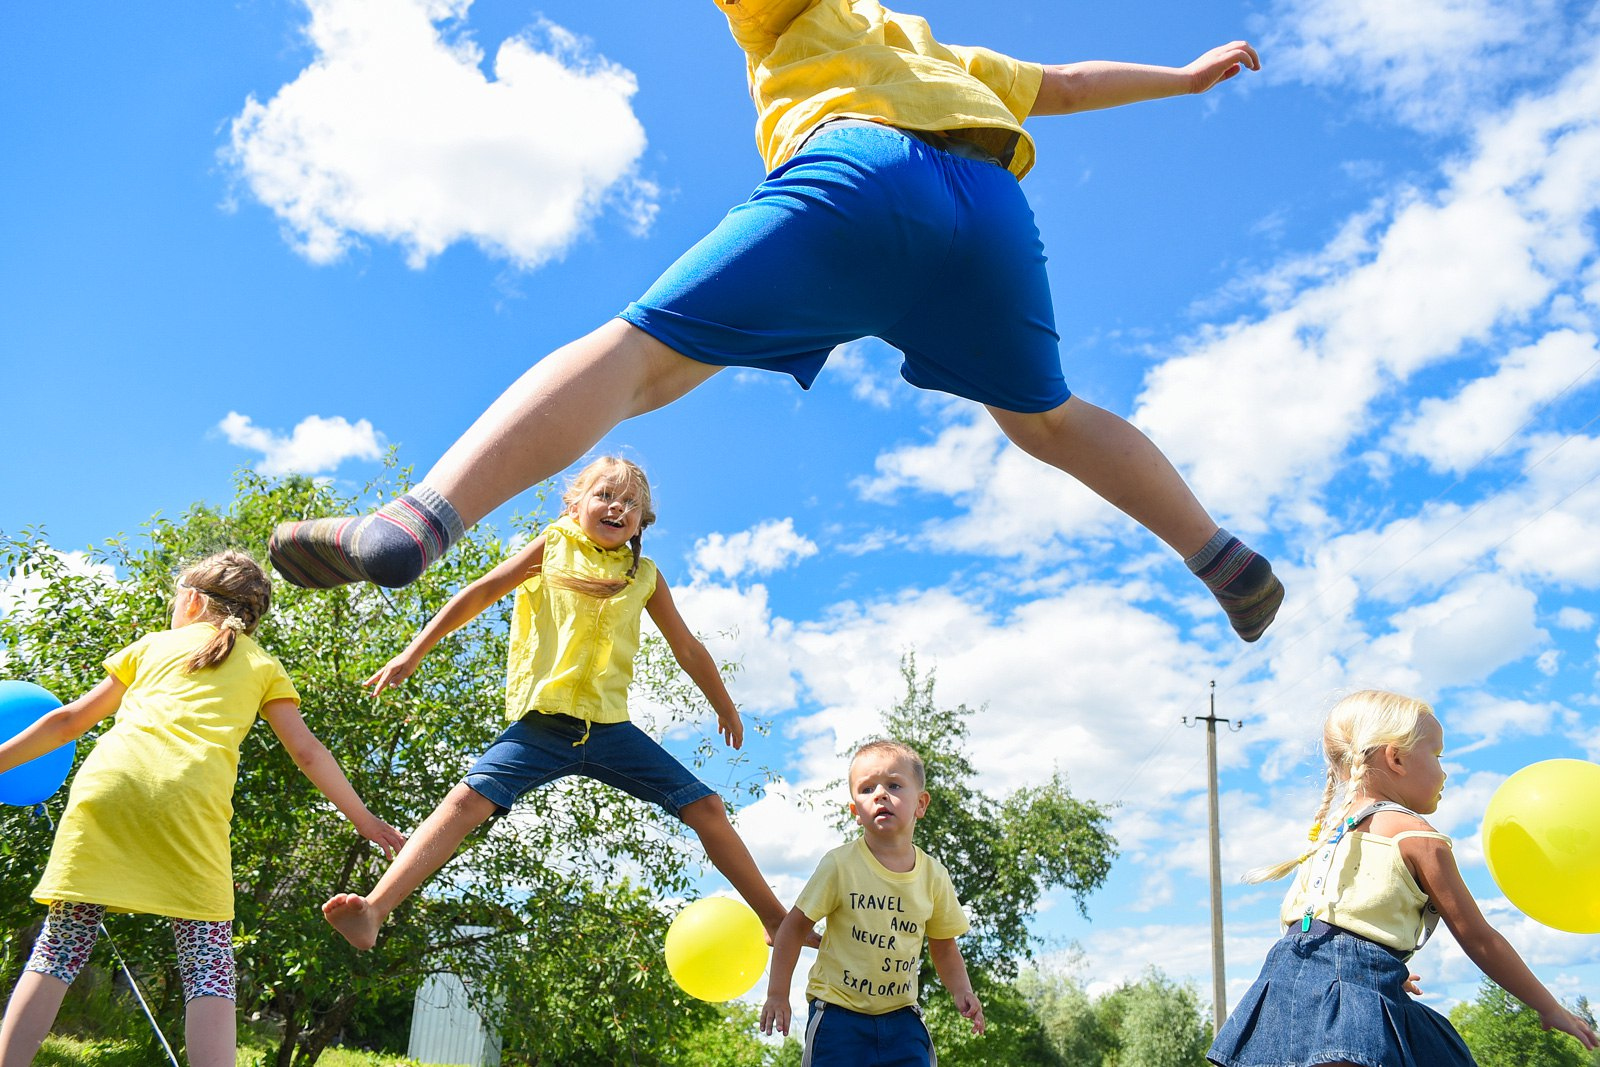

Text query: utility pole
(1185, 681), (1242, 1033)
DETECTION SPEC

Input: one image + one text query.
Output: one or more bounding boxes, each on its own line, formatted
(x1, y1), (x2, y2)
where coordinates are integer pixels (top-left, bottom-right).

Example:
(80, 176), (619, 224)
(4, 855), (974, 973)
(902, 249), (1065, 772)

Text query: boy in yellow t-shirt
(762, 740), (982, 1066)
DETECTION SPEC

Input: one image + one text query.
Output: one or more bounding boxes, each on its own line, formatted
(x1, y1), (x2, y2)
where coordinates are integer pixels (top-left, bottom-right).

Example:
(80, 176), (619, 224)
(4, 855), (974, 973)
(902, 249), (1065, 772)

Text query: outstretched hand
(1184, 41), (1261, 94)
(1543, 1007), (1600, 1050)
(356, 815), (407, 860)
(716, 706), (745, 749)
(364, 650), (422, 698)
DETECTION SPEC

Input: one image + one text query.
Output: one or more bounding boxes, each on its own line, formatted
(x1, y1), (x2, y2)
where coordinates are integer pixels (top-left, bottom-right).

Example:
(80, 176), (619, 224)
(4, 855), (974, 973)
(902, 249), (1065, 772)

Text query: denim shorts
(1208, 923), (1474, 1067)
(463, 713), (715, 819)
(801, 999), (935, 1067)
(620, 122), (1069, 415)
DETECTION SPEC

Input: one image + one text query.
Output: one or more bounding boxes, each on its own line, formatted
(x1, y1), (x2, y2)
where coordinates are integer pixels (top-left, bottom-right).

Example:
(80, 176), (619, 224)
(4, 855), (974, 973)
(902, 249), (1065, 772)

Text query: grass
(34, 1032), (445, 1067)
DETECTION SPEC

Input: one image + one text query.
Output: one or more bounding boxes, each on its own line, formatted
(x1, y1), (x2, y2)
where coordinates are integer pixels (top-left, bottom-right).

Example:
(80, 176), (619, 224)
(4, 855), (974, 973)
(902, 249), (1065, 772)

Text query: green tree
(0, 466), (762, 1066)
(1017, 964), (1110, 1065)
(1452, 979), (1591, 1067)
(1094, 968), (1210, 1067)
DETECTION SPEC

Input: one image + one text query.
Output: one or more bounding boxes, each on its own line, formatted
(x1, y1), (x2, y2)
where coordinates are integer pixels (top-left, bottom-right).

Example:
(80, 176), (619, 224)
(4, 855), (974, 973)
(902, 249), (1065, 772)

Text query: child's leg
(0, 973), (70, 1067)
(271, 320), (717, 588)
(678, 795), (790, 940)
(987, 397), (1284, 641)
(323, 782), (499, 950)
(173, 919), (236, 1067)
(182, 998), (235, 1067)
(0, 901), (105, 1066)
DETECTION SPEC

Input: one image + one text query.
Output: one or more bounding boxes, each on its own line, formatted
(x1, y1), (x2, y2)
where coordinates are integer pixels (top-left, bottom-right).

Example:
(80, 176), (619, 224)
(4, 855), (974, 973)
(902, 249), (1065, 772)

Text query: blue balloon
(0, 680), (73, 806)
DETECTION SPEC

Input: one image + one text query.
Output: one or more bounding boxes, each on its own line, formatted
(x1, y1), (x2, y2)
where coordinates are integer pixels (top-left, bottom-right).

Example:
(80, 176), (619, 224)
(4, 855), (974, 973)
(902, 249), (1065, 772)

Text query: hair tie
(221, 616), (246, 632)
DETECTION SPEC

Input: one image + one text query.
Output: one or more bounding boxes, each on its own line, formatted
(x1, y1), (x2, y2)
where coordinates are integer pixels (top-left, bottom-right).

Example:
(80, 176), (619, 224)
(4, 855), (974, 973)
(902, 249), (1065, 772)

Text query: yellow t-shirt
(719, 0), (1045, 178)
(796, 838), (969, 1013)
(1280, 829), (1449, 957)
(34, 626), (299, 921)
(504, 516), (659, 724)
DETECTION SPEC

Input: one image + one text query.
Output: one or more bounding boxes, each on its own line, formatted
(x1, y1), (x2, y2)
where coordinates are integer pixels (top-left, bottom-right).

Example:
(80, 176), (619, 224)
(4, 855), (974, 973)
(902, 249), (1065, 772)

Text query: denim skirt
(1208, 924), (1475, 1067)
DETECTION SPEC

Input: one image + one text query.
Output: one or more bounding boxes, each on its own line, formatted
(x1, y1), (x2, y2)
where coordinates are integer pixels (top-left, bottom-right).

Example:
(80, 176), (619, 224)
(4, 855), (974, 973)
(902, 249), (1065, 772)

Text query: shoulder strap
(1348, 800), (1419, 824)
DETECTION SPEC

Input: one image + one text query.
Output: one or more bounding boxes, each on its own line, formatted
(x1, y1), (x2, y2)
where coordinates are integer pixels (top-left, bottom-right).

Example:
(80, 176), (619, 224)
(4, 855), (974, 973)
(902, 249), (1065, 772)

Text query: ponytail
(177, 551), (272, 672)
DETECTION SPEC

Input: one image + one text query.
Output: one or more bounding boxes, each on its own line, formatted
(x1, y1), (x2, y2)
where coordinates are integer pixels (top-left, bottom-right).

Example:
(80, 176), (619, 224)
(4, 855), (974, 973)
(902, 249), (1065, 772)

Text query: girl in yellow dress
(0, 550), (403, 1067)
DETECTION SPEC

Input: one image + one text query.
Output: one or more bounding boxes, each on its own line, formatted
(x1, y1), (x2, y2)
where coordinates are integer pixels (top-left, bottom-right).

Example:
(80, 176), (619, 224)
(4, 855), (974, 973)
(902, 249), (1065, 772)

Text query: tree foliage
(1451, 979), (1594, 1067)
(0, 465), (764, 1065)
(1017, 965), (1211, 1067)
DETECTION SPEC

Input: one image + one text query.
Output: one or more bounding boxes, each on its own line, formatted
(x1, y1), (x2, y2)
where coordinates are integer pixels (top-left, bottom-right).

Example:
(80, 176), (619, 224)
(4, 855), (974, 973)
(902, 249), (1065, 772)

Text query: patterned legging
(24, 901), (236, 1002)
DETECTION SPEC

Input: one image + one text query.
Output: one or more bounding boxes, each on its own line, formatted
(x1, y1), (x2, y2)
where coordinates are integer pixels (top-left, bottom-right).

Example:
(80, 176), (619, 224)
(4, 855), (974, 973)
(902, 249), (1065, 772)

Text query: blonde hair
(549, 456), (656, 599)
(850, 739), (927, 790)
(1245, 689), (1435, 883)
(178, 551), (273, 672)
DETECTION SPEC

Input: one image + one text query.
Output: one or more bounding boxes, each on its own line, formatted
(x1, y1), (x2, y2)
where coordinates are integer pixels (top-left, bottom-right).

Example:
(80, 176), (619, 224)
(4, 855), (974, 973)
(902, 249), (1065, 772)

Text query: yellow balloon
(1483, 759), (1600, 933)
(665, 897), (769, 1002)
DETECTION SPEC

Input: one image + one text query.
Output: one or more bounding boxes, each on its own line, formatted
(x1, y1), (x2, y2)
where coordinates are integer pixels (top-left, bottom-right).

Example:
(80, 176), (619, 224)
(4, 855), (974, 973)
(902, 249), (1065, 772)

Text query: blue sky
(7, 0), (1600, 1024)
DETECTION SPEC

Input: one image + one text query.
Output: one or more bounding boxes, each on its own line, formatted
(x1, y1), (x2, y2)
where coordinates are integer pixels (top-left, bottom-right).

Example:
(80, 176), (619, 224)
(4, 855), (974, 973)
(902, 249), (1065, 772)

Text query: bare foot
(323, 893), (383, 951)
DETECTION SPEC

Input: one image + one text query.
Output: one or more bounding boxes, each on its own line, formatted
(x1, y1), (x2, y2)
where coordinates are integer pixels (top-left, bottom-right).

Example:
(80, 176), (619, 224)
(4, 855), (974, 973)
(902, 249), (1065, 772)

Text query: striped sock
(1186, 530), (1284, 643)
(269, 485), (465, 590)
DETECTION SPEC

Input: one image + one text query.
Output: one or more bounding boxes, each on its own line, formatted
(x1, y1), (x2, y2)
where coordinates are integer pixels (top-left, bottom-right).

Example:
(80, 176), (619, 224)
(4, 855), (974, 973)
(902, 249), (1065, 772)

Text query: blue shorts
(463, 713), (715, 819)
(801, 999), (935, 1067)
(620, 122), (1069, 414)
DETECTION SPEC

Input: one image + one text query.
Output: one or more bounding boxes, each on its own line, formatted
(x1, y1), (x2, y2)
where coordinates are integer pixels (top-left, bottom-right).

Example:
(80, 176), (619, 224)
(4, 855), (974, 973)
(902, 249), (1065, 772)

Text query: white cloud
(223, 0), (654, 269)
(1389, 329), (1600, 474)
(1262, 0), (1572, 131)
(217, 410), (384, 476)
(691, 519), (818, 581)
(1136, 50), (1600, 529)
(828, 338), (899, 409)
(1555, 606), (1595, 629)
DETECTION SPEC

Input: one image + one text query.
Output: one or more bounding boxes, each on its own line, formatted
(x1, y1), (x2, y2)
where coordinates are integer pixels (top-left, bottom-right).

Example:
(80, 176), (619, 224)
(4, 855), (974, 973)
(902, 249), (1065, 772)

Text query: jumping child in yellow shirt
(271, 1), (1283, 645)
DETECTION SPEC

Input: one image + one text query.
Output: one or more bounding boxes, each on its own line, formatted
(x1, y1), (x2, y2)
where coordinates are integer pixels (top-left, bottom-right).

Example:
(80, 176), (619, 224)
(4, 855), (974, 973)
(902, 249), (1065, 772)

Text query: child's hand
(1404, 971), (1423, 996)
(356, 814), (407, 860)
(1183, 41), (1260, 95)
(759, 993), (791, 1036)
(1542, 1006), (1600, 1050)
(364, 651), (421, 697)
(716, 706), (744, 749)
(954, 989), (985, 1034)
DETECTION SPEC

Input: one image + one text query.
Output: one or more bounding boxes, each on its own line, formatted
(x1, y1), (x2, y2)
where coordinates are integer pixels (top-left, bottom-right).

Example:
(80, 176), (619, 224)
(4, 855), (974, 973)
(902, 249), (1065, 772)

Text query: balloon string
(26, 803), (182, 1067)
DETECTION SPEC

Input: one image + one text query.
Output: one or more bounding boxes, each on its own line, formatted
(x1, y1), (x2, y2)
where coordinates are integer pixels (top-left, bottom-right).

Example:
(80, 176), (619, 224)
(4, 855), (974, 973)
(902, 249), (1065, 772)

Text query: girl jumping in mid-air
(322, 456), (795, 950)
(0, 551), (403, 1067)
(1209, 689), (1597, 1067)
(270, 1), (1284, 644)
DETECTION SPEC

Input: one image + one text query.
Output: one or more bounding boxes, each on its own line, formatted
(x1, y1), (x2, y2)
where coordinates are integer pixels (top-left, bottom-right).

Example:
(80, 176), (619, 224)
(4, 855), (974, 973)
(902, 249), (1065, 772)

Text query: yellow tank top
(503, 517), (658, 725)
(1280, 821), (1449, 958)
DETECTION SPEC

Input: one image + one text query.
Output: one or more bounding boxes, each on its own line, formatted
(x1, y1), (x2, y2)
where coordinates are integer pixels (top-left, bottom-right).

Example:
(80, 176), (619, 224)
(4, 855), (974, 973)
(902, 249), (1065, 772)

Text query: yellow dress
(33, 625), (298, 921)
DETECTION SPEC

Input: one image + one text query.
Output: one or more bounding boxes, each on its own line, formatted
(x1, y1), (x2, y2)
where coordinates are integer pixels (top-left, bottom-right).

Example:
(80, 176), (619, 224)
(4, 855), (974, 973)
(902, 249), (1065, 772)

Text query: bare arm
(365, 536), (547, 696)
(646, 575), (743, 748)
(0, 676), (124, 772)
(260, 699), (406, 859)
(760, 906), (815, 1036)
(929, 937), (985, 1034)
(1029, 42), (1260, 117)
(1407, 837), (1598, 1048)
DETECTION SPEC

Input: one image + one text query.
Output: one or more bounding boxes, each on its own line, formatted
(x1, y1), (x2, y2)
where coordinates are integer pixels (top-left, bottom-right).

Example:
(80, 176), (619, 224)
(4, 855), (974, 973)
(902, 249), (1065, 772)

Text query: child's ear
(914, 790), (931, 819)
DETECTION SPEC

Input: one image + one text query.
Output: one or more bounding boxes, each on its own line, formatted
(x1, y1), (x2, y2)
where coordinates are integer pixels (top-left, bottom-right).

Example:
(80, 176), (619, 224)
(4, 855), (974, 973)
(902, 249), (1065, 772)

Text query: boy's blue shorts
(620, 122), (1070, 414)
(801, 1000), (935, 1067)
(463, 712), (715, 819)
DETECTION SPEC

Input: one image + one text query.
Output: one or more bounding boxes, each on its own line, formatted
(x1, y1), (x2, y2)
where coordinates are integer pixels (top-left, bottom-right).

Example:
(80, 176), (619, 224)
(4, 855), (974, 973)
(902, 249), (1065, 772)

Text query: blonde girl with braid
(323, 456), (797, 952)
(0, 551), (403, 1067)
(1209, 690), (1597, 1067)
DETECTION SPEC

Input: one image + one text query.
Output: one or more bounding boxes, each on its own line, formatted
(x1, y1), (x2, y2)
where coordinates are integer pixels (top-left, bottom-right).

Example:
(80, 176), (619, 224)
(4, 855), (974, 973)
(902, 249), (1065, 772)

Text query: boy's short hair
(850, 739), (926, 789)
